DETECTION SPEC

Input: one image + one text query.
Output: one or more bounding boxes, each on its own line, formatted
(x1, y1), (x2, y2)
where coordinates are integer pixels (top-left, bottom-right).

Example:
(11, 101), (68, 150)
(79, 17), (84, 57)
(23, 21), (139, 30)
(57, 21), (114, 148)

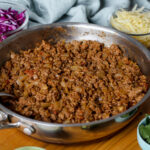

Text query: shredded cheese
(110, 5), (150, 48)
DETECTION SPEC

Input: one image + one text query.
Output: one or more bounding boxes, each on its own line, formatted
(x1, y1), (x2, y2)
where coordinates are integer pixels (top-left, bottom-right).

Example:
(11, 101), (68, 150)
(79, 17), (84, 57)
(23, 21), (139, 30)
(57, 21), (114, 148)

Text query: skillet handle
(0, 110), (35, 135)
(0, 122), (20, 129)
(0, 110), (20, 129)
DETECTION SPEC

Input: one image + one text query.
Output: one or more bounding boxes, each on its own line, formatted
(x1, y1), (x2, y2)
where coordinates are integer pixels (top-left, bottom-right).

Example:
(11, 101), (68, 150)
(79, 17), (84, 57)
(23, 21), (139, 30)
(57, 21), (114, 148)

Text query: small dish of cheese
(110, 5), (150, 48)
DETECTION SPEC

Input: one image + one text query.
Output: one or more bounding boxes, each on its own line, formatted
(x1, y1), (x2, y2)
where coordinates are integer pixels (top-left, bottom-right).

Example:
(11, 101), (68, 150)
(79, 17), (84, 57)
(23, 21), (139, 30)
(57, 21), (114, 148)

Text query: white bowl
(137, 116), (150, 150)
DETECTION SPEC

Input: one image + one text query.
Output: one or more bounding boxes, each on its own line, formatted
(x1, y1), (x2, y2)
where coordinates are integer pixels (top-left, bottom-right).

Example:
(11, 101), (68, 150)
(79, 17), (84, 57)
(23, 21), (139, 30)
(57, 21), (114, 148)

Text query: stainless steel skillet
(0, 22), (150, 144)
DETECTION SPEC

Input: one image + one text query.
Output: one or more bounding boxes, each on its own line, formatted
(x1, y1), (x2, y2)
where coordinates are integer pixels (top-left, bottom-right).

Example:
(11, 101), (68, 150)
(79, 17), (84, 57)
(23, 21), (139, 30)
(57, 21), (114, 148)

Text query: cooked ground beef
(0, 40), (148, 123)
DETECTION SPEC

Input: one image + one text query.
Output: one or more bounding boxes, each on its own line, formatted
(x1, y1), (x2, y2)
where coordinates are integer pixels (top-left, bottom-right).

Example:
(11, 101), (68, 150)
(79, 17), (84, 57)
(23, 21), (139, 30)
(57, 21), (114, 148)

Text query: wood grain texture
(1, 100), (150, 150)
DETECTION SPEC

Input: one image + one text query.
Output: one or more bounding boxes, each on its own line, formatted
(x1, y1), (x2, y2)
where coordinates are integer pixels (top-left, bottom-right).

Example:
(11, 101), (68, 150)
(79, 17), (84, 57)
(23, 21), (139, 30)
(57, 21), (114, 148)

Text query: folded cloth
(1, 0), (150, 27)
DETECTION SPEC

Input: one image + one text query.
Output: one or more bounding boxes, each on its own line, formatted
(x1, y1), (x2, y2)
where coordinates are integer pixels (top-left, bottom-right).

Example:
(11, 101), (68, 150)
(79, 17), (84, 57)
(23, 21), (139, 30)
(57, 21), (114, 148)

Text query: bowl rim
(0, 1), (29, 35)
(137, 116), (150, 148)
(0, 22), (150, 127)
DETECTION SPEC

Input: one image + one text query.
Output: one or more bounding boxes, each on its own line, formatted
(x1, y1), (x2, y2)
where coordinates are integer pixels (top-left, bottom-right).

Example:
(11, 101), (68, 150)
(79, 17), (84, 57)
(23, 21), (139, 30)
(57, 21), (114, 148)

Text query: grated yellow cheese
(110, 5), (150, 48)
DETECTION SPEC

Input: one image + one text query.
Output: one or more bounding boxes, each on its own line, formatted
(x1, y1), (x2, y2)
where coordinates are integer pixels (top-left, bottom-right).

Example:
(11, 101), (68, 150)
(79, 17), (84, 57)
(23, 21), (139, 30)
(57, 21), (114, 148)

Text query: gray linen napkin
(1, 0), (150, 27)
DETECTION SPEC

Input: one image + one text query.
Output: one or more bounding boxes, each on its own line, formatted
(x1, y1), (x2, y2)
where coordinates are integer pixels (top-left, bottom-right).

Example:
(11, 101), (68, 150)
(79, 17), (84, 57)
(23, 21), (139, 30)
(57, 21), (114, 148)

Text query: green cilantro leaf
(139, 115), (150, 144)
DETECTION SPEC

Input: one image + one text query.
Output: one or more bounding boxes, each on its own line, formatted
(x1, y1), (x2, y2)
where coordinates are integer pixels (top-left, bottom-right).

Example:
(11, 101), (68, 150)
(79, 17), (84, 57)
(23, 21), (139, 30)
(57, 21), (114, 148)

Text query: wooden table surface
(1, 100), (150, 150)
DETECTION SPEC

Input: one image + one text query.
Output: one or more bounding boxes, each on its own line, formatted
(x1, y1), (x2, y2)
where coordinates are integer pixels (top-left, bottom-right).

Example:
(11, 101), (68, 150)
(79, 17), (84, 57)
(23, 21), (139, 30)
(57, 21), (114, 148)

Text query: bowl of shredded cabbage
(110, 5), (150, 48)
(0, 2), (29, 42)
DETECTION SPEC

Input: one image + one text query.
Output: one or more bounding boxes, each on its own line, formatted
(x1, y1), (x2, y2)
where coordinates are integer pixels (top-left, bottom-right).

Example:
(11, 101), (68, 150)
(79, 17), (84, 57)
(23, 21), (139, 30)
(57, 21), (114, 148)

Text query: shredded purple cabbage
(0, 7), (26, 42)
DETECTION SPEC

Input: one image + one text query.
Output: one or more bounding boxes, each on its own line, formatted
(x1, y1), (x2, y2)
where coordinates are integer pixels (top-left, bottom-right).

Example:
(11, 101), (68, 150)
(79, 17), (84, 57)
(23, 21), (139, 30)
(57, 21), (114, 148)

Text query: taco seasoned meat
(0, 40), (148, 123)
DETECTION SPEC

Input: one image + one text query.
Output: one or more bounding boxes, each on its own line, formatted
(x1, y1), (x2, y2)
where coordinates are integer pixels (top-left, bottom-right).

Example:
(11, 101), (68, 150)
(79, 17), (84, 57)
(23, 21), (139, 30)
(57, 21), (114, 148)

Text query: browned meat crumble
(0, 40), (148, 123)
